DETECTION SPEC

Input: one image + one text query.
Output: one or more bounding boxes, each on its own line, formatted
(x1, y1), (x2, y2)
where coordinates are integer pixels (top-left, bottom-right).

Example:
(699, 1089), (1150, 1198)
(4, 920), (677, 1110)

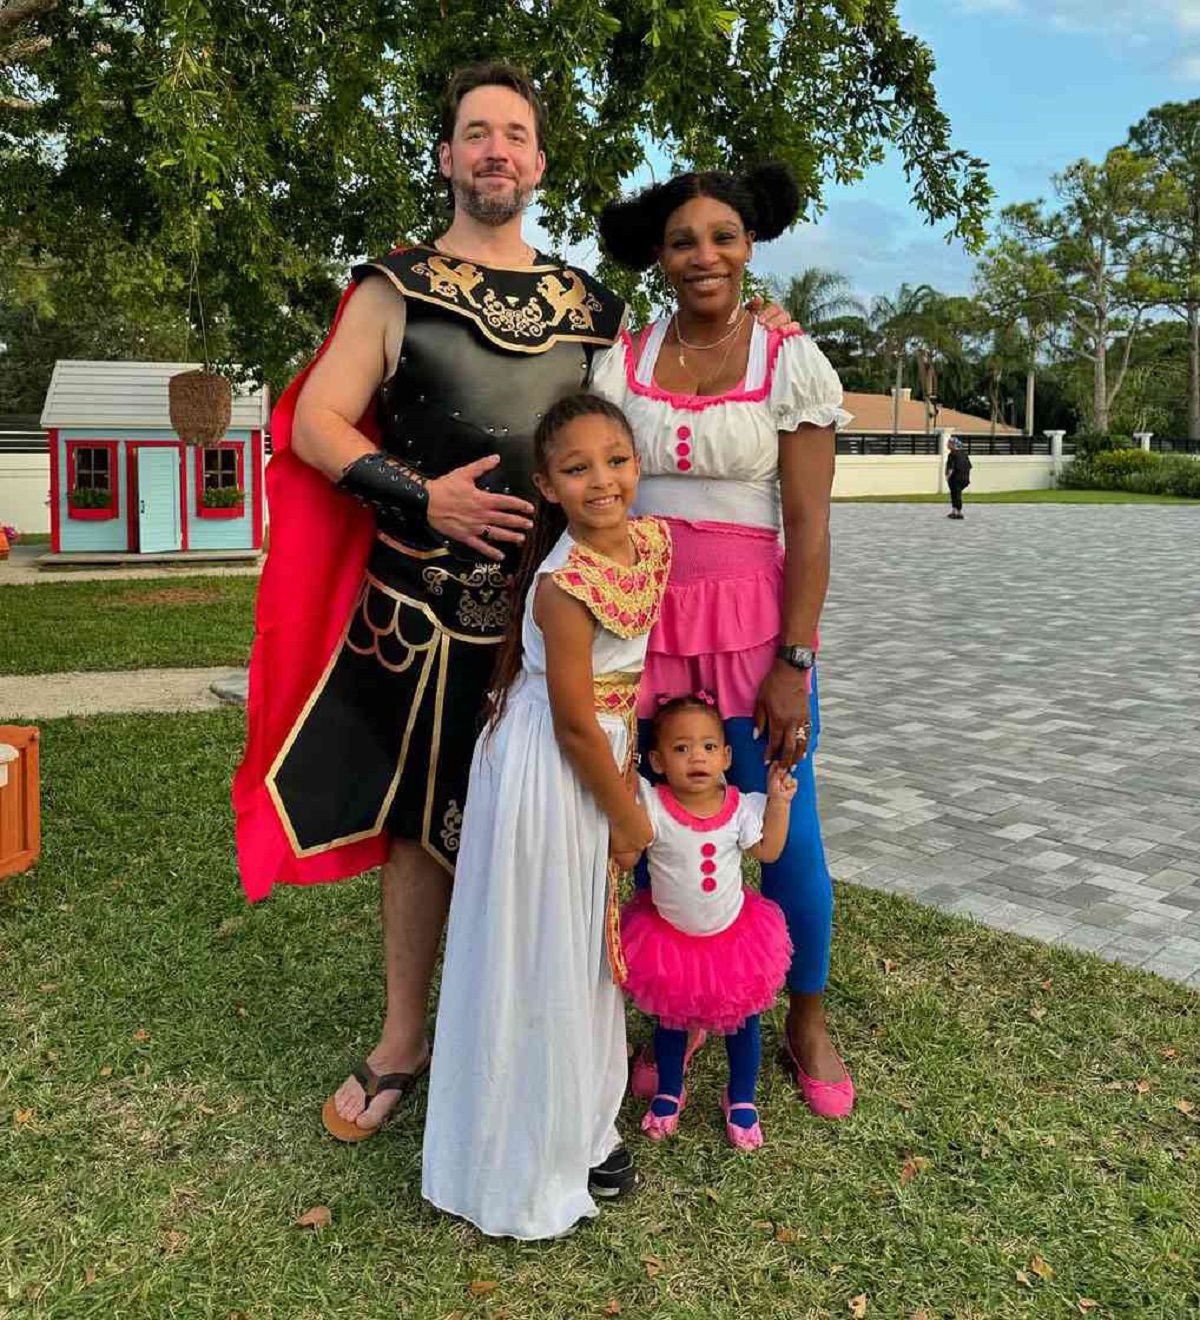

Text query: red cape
(231, 279), (389, 901)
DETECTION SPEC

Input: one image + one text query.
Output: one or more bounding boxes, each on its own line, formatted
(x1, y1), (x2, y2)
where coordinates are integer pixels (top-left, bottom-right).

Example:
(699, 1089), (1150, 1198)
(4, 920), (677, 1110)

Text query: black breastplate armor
(351, 246), (625, 561)
(377, 313), (591, 505)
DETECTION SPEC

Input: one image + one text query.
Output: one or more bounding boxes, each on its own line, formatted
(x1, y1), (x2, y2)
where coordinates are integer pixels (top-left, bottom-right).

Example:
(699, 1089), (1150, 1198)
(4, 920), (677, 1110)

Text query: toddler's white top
(642, 780), (768, 936)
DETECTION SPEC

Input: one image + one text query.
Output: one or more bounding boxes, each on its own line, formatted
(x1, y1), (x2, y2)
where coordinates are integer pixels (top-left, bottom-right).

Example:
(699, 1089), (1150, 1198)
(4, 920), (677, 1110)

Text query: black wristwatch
(776, 644), (816, 672)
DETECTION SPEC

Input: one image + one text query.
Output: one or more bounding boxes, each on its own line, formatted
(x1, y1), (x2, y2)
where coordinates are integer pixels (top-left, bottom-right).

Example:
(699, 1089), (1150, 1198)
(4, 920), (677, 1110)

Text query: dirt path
(0, 668), (246, 720)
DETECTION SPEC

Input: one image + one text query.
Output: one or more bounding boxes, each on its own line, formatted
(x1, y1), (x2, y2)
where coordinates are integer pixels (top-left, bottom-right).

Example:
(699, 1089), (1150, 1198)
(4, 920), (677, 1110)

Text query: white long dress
(422, 518), (671, 1240)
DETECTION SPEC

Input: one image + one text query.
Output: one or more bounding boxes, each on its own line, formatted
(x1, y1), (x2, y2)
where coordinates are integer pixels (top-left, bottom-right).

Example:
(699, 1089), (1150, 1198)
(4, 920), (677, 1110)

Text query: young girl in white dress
(421, 392), (672, 1240)
(621, 693), (795, 1150)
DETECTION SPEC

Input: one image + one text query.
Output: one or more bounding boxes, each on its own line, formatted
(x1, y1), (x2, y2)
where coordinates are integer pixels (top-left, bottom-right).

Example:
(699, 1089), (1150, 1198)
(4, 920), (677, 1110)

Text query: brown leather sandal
(321, 1056), (430, 1143)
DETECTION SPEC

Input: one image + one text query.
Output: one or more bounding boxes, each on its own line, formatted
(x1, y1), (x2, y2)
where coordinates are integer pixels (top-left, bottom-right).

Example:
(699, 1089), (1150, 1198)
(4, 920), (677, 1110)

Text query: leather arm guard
(336, 452), (431, 539)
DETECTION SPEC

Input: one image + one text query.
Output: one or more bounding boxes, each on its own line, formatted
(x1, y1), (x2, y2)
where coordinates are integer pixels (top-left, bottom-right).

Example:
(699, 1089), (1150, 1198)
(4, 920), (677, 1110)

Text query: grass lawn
(833, 489), (1198, 505)
(2, 714), (1197, 1319)
(0, 577), (258, 676)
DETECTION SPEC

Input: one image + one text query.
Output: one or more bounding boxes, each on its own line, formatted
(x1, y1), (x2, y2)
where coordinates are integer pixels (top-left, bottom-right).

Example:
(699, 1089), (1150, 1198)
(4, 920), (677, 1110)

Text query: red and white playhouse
(40, 360), (268, 558)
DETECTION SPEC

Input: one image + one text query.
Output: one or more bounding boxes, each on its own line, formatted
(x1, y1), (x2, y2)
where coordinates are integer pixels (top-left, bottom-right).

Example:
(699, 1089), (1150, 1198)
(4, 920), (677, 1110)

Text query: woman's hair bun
(599, 160), (802, 271)
(598, 192), (660, 272)
(742, 162), (801, 242)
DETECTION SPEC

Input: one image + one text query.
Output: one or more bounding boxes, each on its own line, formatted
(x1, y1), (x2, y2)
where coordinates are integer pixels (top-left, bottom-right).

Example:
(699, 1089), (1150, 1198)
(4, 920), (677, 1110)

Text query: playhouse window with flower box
(40, 360), (268, 558)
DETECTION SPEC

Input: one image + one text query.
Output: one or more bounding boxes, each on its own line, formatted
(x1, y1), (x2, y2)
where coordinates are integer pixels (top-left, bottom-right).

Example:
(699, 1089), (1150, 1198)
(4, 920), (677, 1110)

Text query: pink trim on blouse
(620, 324), (806, 413)
(655, 783), (740, 832)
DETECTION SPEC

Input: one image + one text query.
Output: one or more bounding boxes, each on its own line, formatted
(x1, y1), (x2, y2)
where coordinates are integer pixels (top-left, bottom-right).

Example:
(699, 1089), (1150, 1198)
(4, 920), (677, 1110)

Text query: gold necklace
(672, 308), (747, 352)
(672, 313), (748, 392)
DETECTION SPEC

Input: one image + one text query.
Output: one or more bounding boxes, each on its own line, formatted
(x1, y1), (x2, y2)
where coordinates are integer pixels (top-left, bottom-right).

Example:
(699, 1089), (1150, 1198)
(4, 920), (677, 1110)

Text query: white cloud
(950, 0), (1200, 73)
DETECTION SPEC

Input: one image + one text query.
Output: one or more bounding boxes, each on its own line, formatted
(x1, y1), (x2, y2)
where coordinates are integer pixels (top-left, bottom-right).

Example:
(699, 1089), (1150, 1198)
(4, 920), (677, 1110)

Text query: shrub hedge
(1060, 443), (1200, 497)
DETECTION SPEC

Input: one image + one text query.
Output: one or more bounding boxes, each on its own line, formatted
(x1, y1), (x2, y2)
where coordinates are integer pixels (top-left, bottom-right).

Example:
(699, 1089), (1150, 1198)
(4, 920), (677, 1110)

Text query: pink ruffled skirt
(639, 518), (807, 719)
(619, 888), (793, 1035)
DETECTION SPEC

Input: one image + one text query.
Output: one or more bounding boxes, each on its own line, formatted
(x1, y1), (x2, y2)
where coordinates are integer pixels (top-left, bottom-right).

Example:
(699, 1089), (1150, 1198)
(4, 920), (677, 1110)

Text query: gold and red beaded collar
(551, 517), (672, 639)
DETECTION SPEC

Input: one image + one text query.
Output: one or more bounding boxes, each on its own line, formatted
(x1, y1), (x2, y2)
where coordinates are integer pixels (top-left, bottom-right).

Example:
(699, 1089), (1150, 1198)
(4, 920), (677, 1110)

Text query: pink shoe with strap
(720, 1088), (763, 1151)
(782, 1039), (855, 1119)
(629, 1029), (708, 1100)
(640, 1090), (686, 1141)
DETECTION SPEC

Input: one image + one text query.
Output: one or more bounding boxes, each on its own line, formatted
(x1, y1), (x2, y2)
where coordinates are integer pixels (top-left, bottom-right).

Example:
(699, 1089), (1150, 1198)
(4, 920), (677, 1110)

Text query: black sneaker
(588, 1145), (640, 1200)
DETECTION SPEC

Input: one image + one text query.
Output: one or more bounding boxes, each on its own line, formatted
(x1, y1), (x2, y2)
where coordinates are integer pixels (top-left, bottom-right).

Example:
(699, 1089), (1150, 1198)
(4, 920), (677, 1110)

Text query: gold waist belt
(594, 670), (641, 988)
(593, 671), (640, 722)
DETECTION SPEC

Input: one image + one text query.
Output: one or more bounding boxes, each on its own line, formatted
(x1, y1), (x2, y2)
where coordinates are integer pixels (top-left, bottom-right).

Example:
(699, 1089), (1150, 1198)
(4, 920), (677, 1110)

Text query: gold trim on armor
(422, 243), (560, 274)
(421, 632), (455, 872)
(361, 573), (505, 646)
(364, 262), (619, 354)
(345, 585), (440, 674)
(264, 584), (437, 858)
(376, 530), (450, 560)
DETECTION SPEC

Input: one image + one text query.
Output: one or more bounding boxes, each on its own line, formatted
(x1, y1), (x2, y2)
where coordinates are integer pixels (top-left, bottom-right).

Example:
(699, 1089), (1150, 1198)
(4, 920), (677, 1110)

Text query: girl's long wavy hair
(486, 391), (637, 729)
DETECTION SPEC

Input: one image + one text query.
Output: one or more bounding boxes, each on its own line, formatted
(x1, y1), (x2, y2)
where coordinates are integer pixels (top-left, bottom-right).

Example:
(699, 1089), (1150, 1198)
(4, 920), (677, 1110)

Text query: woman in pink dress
(594, 162), (855, 1118)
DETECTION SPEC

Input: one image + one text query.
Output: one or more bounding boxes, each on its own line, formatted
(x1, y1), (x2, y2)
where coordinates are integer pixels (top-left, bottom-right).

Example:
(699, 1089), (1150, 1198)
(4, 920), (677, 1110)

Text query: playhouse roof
(40, 361), (269, 430)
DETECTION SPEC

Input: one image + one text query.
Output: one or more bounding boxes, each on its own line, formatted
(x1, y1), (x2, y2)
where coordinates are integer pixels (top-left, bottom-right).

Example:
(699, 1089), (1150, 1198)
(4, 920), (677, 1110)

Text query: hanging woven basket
(169, 369), (232, 447)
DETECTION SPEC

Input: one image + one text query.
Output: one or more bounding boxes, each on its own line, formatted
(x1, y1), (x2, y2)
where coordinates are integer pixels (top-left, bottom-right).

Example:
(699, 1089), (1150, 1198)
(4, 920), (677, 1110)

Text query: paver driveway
(817, 502), (1200, 986)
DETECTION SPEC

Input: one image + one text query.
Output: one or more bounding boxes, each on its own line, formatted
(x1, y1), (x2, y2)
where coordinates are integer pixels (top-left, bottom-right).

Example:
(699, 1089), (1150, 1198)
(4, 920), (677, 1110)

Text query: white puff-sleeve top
(641, 781), (769, 936)
(592, 319), (851, 531)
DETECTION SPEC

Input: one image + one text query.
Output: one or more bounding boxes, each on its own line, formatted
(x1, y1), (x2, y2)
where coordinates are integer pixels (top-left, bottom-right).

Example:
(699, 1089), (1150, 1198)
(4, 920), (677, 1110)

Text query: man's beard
(453, 175), (532, 226)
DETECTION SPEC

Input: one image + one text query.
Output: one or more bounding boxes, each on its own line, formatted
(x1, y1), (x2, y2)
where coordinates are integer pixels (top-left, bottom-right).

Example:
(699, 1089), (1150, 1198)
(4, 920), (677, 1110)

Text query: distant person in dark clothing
(945, 437), (972, 520)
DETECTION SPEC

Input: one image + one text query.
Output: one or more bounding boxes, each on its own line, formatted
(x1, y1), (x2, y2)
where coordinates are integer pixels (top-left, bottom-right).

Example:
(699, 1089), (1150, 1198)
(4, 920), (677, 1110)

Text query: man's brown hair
(439, 62), (547, 149)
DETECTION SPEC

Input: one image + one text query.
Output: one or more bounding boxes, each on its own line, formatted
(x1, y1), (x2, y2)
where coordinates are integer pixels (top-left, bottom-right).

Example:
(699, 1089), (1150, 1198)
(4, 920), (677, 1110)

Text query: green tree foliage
(868, 282), (937, 433)
(769, 266), (866, 334)
(998, 151), (1164, 434)
(1128, 100), (1200, 439)
(0, 0), (990, 401)
(974, 232), (1064, 436)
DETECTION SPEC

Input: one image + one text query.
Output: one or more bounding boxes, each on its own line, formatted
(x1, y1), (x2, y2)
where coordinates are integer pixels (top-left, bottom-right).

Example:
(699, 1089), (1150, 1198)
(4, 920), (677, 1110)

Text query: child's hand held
(768, 762), (798, 802)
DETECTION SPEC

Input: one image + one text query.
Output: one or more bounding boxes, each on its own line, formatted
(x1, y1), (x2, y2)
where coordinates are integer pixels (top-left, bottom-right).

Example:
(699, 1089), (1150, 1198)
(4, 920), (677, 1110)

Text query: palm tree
(870, 283), (939, 434)
(771, 267), (867, 334)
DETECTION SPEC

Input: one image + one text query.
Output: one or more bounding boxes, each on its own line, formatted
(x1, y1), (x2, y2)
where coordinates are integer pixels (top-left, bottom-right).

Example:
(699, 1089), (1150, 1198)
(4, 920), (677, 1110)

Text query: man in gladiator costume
(232, 63), (635, 1194)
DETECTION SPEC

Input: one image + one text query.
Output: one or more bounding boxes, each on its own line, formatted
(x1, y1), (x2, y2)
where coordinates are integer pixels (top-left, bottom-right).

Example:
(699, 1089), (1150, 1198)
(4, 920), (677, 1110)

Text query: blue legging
(636, 674), (833, 994)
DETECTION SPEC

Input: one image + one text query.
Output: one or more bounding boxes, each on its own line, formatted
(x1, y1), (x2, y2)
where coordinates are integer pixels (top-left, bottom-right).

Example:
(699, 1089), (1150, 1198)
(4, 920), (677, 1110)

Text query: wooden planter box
(68, 501), (117, 521)
(0, 726), (41, 880)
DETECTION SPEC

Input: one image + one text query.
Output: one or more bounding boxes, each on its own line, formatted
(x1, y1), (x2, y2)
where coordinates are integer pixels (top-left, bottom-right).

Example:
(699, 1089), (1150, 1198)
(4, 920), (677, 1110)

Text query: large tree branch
(0, 93), (36, 110)
(0, 33), (49, 63)
(1107, 309), (1145, 407)
(0, 0), (56, 32)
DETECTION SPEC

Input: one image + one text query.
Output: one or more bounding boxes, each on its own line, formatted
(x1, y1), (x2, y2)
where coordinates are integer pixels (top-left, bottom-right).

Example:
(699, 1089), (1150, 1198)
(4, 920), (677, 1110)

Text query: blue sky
(533, 1), (1200, 305)
(759, 0), (1200, 304)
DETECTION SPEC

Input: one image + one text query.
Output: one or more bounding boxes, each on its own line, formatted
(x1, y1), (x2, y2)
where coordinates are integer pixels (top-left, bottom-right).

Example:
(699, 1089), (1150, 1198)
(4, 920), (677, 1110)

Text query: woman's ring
(481, 525), (492, 541)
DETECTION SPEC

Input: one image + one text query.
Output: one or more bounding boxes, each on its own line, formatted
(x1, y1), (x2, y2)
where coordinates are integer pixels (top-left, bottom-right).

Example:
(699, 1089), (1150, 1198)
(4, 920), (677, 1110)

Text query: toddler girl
(620, 693), (795, 1150)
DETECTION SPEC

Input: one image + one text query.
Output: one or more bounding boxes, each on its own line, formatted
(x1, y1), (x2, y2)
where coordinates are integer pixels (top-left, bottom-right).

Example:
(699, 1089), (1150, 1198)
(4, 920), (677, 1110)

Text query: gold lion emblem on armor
(417, 255), (484, 308)
(537, 270), (599, 331)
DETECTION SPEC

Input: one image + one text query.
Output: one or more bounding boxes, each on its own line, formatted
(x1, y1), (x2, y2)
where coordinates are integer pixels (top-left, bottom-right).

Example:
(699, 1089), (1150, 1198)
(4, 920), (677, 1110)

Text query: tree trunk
(1094, 333), (1108, 434)
(892, 353), (903, 435)
(1189, 301), (1200, 441)
(1025, 367), (1036, 437)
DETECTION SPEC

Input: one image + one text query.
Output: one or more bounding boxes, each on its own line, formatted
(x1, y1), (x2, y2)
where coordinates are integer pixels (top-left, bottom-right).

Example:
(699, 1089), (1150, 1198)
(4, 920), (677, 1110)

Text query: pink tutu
(619, 888), (793, 1034)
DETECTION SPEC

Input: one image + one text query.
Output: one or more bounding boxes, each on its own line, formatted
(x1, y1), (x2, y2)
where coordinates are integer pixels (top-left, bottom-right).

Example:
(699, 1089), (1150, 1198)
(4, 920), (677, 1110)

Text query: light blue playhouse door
(136, 448), (182, 553)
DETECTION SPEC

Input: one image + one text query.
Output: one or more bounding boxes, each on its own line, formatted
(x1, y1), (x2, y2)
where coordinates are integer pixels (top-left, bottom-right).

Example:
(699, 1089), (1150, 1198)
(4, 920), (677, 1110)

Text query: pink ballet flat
(781, 1040), (856, 1119)
(640, 1090), (686, 1141)
(629, 1029), (708, 1100)
(720, 1088), (763, 1151)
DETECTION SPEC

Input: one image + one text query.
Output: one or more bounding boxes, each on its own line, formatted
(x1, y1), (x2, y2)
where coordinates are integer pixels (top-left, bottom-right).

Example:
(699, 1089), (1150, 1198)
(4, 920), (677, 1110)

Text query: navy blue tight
(650, 1018), (762, 1127)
